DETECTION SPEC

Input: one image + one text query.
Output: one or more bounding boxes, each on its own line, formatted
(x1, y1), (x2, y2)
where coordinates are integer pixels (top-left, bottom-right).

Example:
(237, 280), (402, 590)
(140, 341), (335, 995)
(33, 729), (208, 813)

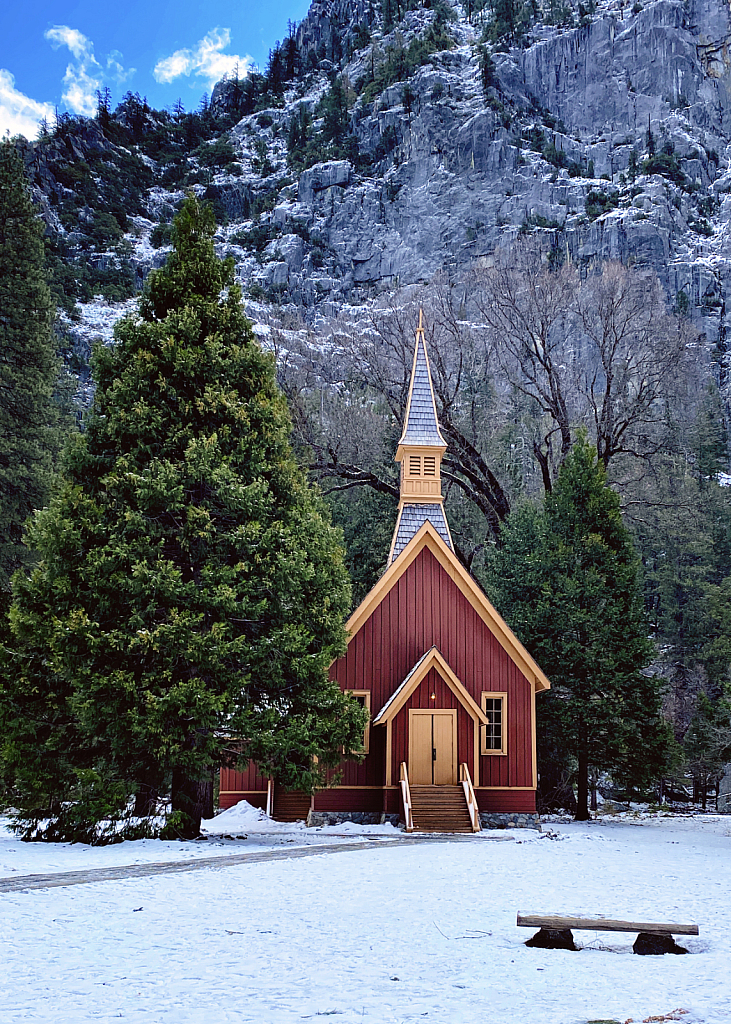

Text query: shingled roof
(390, 503), (453, 562)
(398, 331), (447, 449)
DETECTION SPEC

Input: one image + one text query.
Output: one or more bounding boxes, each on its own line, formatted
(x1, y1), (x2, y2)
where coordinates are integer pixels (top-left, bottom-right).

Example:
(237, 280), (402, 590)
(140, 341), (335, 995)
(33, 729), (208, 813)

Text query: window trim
(350, 690), (371, 753)
(480, 691), (508, 756)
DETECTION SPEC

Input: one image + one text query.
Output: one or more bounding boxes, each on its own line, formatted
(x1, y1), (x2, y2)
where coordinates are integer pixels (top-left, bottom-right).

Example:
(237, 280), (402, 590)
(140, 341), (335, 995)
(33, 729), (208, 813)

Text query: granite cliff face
(203, 0), (731, 369)
(520, 0), (731, 134)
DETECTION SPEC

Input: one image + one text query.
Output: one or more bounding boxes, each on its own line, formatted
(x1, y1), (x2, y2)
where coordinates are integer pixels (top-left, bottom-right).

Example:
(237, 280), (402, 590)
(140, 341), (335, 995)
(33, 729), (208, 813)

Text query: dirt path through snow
(0, 832), (513, 893)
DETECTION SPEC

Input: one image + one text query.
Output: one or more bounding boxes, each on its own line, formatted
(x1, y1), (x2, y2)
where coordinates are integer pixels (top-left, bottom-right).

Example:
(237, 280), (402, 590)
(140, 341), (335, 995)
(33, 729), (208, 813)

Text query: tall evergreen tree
(0, 140), (64, 597)
(2, 196), (366, 840)
(489, 439), (672, 820)
(633, 395), (731, 739)
(682, 692), (731, 808)
(322, 78), (349, 149)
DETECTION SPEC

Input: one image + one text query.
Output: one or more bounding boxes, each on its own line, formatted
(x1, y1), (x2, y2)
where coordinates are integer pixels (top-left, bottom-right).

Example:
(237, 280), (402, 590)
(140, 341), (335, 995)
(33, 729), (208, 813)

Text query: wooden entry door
(409, 710), (457, 785)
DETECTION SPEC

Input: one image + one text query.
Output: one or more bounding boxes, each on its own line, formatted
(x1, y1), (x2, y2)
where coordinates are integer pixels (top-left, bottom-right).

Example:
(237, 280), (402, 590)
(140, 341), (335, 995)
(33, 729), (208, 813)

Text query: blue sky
(0, 1), (311, 138)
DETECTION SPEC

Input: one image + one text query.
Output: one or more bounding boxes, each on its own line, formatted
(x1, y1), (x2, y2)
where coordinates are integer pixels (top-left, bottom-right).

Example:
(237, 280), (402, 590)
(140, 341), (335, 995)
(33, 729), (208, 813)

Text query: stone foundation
(479, 812), (541, 831)
(307, 811), (401, 828)
(307, 810), (541, 830)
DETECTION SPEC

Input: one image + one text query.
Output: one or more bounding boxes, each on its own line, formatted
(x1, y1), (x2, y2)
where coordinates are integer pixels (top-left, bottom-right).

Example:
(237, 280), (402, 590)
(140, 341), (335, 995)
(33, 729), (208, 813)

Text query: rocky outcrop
(519, 0), (731, 135)
(298, 160), (352, 204)
(296, 0), (378, 60)
(210, 0), (731, 376)
(16, 120), (119, 234)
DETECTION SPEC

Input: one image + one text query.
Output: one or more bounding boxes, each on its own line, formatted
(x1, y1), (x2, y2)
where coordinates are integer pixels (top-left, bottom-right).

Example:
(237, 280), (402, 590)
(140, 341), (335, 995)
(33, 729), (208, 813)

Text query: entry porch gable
(374, 646), (488, 788)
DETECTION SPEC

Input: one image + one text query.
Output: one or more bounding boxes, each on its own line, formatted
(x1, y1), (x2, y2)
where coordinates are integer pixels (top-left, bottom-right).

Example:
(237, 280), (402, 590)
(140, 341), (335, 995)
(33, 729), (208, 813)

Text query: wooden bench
(517, 914), (699, 955)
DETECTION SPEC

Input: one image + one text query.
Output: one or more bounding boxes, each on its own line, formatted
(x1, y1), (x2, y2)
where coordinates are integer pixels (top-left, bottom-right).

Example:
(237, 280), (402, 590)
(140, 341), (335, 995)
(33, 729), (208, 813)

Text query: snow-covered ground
(2, 812), (730, 1023)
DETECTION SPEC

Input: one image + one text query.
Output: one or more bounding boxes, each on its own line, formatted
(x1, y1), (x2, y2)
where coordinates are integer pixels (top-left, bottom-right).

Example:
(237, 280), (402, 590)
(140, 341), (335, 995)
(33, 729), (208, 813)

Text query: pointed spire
(389, 311), (453, 563)
(397, 311), (447, 449)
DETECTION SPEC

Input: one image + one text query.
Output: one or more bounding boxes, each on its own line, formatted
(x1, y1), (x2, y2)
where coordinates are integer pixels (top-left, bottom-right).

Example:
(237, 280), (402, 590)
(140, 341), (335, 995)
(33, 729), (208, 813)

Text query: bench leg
(633, 932), (688, 955)
(525, 927), (577, 951)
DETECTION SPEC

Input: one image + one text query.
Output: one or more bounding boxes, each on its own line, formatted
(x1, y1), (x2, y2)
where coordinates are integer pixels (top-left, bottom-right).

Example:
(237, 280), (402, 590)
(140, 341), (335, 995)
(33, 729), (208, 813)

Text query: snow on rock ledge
(298, 161), (352, 206)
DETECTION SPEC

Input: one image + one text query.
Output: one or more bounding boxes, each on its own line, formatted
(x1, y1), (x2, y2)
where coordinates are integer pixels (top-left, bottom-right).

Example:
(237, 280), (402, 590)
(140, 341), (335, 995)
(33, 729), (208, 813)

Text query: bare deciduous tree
(472, 246), (697, 490)
(575, 261), (694, 468)
(277, 249), (699, 564)
(472, 248), (580, 491)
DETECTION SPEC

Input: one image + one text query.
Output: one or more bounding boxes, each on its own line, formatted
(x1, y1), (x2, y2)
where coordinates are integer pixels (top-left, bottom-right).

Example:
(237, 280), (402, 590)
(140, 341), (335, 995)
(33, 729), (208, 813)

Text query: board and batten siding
(329, 545), (535, 798)
(219, 761), (268, 810)
(221, 542), (537, 815)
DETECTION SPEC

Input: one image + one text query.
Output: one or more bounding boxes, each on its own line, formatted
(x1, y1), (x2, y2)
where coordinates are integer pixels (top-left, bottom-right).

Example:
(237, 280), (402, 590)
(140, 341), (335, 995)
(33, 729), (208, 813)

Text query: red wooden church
(220, 318), (550, 830)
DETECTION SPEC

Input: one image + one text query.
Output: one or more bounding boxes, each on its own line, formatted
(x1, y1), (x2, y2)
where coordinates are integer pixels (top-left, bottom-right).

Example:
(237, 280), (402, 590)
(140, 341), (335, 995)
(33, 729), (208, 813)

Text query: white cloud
(45, 26), (90, 62)
(106, 51), (135, 86)
(0, 69), (54, 139)
(154, 28), (251, 90)
(45, 25), (134, 117)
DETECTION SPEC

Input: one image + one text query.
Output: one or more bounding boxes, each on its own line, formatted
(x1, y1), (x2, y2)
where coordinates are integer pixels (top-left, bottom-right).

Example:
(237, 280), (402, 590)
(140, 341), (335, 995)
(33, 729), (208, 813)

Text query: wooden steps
(409, 785), (474, 833)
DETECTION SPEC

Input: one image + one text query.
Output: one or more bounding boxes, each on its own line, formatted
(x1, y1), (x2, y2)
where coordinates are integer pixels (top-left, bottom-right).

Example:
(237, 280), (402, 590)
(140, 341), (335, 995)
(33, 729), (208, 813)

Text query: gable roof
(397, 329), (447, 449)
(373, 646), (489, 726)
(346, 520), (551, 693)
(389, 502), (453, 563)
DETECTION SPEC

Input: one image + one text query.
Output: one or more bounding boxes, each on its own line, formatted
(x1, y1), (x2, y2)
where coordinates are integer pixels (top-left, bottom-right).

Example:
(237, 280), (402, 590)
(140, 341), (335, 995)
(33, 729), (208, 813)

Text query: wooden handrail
(399, 762), (414, 832)
(459, 763), (481, 832)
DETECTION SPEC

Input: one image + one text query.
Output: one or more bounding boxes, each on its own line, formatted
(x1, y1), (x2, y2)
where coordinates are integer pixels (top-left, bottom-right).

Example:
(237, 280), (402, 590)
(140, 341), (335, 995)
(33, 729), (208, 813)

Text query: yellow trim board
(480, 690), (508, 756)
(476, 786), (536, 791)
(373, 646), (489, 726)
(385, 719), (393, 787)
(219, 790), (268, 795)
(347, 521), (551, 693)
(348, 689), (371, 753)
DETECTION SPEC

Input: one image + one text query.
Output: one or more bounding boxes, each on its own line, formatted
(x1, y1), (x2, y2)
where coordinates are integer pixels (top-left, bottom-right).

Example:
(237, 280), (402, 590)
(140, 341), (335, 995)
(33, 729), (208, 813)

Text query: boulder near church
(221, 316), (550, 831)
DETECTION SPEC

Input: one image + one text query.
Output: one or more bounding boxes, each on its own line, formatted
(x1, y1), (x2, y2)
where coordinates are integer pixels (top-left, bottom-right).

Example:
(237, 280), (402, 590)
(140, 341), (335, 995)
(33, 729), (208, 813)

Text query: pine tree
(381, 0), (396, 32)
(322, 78), (349, 149)
(646, 115), (655, 156)
(491, 0), (518, 41)
(682, 693), (731, 808)
(3, 196), (366, 840)
(0, 140), (64, 598)
(284, 25), (301, 80)
(692, 384), (729, 487)
(478, 46), (497, 98)
(489, 439), (672, 820)
(266, 44), (286, 96)
(633, 402), (731, 733)
(95, 87), (112, 133)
